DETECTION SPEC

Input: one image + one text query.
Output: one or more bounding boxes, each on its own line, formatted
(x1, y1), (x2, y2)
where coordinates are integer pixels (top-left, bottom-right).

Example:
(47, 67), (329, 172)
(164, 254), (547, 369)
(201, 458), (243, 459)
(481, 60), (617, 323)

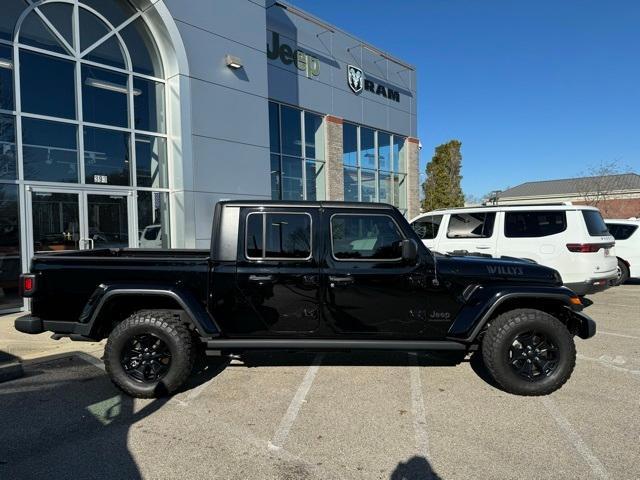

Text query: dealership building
(0, 0), (420, 312)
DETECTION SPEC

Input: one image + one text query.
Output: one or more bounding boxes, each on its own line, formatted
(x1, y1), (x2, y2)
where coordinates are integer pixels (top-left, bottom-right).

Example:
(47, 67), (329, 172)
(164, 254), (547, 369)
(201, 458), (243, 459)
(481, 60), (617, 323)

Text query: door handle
(248, 274), (274, 283)
(80, 238), (94, 250)
(476, 246), (491, 250)
(329, 275), (354, 287)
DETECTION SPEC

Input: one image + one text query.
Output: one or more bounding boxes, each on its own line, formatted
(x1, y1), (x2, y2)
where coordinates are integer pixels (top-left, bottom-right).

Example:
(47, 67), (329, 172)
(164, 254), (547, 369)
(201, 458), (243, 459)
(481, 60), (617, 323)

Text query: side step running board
(204, 339), (467, 351)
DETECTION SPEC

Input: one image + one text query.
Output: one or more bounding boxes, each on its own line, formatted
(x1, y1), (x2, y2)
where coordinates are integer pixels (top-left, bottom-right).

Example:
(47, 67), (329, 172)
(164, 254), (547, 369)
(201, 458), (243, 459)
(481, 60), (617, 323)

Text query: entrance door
(86, 193), (130, 249)
(27, 187), (134, 257)
(30, 190), (81, 253)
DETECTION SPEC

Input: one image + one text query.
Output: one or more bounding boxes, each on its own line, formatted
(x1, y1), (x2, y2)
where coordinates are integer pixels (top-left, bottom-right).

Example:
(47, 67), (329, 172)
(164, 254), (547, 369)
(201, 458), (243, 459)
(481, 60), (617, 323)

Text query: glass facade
(269, 101), (326, 201)
(0, 184), (21, 310)
(343, 123), (407, 212)
(0, 0), (172, 310)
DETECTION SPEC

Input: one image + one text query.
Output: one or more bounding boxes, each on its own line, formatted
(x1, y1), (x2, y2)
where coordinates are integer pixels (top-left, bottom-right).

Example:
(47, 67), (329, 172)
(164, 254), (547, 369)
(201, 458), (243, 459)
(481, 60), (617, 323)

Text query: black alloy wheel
(121, 333), (172, 383)
(105, 310), (195, 398)
(508, 331), (558, 381)
(481, 308), (576, 396)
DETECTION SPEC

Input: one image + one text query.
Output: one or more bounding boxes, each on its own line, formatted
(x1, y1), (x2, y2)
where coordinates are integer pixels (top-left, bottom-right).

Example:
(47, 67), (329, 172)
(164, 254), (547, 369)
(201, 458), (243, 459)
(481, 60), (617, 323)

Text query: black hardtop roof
(218, 200), (397, 210)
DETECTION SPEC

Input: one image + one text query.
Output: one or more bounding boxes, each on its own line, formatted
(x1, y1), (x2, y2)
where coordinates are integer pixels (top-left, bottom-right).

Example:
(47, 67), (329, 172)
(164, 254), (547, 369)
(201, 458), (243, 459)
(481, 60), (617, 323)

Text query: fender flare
(448, 289), (582, 343)
(78, 283), (221, 337)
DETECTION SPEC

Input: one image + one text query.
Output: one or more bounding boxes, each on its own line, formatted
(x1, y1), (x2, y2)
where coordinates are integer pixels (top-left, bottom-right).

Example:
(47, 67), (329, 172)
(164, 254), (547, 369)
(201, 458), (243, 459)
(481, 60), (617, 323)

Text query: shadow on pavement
(235, 350), (467, 368)
(0, 354), (166, 479)
(391, 456), (443, 480)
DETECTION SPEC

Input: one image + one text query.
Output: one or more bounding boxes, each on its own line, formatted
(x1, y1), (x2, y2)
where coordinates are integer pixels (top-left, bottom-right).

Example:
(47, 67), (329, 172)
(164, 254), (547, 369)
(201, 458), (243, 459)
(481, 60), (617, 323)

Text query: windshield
(581, 210), (609, 236)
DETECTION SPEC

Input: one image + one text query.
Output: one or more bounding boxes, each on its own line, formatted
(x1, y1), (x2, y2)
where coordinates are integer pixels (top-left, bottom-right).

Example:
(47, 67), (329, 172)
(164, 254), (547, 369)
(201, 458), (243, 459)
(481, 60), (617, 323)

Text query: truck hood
(435, 255), (563, 286)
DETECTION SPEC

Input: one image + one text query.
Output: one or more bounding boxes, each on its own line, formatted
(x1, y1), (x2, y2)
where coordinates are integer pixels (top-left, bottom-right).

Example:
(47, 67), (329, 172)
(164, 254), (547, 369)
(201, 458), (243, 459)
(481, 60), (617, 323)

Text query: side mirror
(401, 239), (418, 263)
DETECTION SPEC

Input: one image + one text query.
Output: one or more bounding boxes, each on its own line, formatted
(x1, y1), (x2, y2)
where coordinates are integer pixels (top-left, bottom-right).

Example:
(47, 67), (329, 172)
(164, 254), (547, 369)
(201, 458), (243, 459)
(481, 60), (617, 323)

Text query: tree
(578, 159), (632, 216)
(421, 140), (465, 211)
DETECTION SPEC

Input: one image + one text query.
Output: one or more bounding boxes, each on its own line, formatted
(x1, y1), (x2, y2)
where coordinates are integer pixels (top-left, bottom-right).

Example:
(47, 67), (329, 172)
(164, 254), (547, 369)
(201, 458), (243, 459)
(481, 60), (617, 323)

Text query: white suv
(410, 204), (617, 296)
(604, 219), (639, 285)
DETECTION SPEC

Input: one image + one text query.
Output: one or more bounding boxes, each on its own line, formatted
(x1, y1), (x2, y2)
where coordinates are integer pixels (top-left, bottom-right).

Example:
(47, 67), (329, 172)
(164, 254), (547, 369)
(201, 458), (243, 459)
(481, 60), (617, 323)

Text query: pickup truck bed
(28, 249), (210, 323)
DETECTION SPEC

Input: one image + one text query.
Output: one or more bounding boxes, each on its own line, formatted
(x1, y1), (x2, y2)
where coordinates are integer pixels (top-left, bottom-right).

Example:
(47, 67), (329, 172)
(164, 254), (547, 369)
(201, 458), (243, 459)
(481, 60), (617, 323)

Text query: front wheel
(104, 310), (195, 398)
(481, 309), (576, 396)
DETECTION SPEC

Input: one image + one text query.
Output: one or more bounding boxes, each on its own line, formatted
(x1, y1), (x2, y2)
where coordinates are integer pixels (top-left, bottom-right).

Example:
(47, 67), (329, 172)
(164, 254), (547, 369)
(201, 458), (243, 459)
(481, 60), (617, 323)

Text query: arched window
(0, 0), (171, 277)
(9, 0), (167, 188)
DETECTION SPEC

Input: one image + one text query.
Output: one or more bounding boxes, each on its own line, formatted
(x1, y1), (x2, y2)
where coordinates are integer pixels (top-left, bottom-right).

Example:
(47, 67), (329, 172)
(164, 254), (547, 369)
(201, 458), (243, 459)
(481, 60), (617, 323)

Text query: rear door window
(505, 211), (567, 238)
(245, 212), (312, 260)
(411, 215), (443, 240)
(606, 223), (638, 240)
(581, 210), (610, 236)
(447, 212), (496, 239)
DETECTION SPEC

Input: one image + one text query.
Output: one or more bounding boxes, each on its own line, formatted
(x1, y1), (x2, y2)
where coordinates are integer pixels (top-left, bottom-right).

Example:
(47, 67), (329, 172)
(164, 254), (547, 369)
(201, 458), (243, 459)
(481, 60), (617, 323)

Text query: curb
(0, 353), (24, 383)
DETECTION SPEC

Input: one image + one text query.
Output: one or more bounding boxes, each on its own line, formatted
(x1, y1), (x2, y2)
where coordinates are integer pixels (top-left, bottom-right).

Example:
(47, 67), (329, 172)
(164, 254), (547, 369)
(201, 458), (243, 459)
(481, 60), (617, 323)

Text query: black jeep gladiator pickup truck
(15, 201), (595, 398)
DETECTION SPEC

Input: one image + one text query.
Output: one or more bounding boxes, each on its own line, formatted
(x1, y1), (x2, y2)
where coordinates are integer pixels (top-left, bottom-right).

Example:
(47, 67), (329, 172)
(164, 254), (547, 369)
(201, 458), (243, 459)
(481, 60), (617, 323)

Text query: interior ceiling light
(85, 77), (141, 96)
(0, 59), (14, 70)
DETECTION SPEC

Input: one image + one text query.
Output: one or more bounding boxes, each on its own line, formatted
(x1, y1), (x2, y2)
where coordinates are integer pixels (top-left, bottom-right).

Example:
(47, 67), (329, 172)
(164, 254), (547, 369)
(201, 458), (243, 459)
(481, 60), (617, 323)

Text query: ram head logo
(348, 65), (363, 93)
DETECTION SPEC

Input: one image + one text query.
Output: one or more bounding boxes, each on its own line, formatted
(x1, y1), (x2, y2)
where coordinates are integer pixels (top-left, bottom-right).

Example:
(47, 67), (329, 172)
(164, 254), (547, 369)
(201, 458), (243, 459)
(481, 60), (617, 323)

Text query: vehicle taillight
(566, 243), (614, 253)
(20, 274), (36, 297)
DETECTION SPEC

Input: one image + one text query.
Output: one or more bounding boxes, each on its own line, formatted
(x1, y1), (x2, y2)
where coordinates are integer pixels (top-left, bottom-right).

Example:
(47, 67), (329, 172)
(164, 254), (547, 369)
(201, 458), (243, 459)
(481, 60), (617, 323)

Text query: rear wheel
(481, 309), (575, 396)
(104, 310), (195, 398)
(614, 259), (630, 286)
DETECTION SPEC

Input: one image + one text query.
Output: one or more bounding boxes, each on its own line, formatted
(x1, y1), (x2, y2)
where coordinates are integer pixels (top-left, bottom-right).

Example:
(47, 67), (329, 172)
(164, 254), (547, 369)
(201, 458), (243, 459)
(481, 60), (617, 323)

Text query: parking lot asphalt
(1, 284), (638, 480)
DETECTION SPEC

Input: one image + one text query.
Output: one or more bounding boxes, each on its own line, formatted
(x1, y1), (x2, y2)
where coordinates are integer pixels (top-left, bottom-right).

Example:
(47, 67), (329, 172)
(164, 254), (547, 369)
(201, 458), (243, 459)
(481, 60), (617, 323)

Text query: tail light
(19, 274), (36, 297)
(566, 242), (614, 253)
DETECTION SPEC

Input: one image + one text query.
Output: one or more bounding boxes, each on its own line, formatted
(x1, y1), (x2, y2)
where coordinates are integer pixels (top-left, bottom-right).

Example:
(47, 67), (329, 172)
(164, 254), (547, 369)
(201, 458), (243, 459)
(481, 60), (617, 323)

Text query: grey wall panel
(388, 107), (412, 137)
(190, 78), (270, 148)
(362, 98), (389, 132)
(296, 78), (335, 115)
(332, 87), (363, 125)
(162, 0), (267, 51)
(192, 135), (271, 194)
(176, 20), (268, 97)
(266, 63), (299, 106)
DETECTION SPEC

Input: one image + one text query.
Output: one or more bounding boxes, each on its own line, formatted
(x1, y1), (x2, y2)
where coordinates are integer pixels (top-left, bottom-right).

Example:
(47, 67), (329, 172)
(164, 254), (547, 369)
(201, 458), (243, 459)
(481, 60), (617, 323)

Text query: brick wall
(325, 115), (344, 201)
(406, 138), (420, 219)
(574, 197), (640, 219)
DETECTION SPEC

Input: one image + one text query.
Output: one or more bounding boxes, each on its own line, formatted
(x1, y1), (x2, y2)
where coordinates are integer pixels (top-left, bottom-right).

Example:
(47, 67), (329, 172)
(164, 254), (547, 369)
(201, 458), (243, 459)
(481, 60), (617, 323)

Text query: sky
(289, 0), (640, 198)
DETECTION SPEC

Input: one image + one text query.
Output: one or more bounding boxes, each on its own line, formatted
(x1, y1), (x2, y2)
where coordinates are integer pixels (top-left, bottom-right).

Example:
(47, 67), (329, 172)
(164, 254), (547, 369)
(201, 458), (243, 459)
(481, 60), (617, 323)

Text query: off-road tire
(104, 310), (195, 398)
(481, 308), (576, 396)
(614, 259), (630, 286)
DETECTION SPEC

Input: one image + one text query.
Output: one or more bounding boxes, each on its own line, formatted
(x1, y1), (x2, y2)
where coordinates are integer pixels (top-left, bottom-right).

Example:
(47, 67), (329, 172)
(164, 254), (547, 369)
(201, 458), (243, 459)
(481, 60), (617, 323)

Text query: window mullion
(13, 41), (24, 183)
(300, 109), (306, 200)
(34, 7), (75, 56)
(356, 126), (361, 202)
(128, 73), (136, 188)
(73, 3), (85, 185)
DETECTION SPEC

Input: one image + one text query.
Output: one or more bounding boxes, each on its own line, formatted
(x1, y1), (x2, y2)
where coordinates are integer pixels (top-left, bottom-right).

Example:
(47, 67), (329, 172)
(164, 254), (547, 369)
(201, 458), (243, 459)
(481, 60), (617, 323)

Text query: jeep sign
(267, 31), (319, 78)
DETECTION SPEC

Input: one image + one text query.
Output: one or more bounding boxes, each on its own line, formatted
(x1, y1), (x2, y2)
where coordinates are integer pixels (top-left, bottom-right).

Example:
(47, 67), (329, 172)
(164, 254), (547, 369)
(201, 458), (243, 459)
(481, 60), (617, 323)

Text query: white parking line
(590, 302), (635, 308)
(599, 331), (640, 340)
(577, 354), (640, 378)
(408, 352), (430, 459)
(541, 397), (609, 480)
(268, 353), (323, 451)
